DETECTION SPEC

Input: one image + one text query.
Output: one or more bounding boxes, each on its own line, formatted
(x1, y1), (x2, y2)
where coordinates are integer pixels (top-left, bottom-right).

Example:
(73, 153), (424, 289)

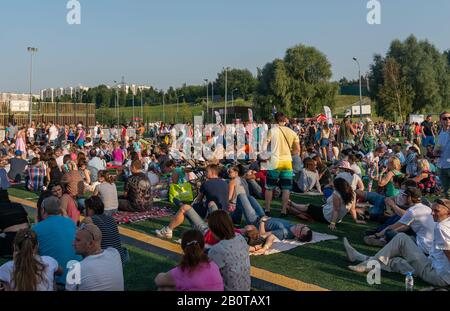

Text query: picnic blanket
(251, 231), (338, 256)
(112, 206), (173, 224)
(174, 231), (337, 256)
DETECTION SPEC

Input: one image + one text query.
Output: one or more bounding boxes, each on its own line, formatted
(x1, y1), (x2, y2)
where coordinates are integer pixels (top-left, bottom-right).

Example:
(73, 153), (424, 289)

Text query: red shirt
(204, 229), (242, 246)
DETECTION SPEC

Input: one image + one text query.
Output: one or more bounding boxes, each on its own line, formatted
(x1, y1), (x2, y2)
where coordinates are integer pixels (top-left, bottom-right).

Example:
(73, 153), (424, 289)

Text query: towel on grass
(112, 206), (173, 224)
(251, 231), (338, 256)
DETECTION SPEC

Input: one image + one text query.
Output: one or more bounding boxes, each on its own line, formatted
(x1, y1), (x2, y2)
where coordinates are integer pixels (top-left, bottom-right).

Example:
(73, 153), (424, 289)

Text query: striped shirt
(27, 163), (47, 192)
(91, 214), (126, 264)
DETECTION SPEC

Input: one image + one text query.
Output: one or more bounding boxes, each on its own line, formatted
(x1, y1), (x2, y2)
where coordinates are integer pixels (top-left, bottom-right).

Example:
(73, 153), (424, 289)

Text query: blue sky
(1, 0), (449, 93)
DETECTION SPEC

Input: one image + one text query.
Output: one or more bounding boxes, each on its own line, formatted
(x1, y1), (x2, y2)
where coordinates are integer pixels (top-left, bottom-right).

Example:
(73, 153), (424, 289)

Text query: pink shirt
(169, 262), (224, 291)
(112, 148), (124, 163)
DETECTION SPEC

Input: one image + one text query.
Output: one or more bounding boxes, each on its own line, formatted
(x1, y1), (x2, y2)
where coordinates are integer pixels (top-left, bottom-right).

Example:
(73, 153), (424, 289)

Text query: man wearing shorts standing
(264, 112), (300, 217)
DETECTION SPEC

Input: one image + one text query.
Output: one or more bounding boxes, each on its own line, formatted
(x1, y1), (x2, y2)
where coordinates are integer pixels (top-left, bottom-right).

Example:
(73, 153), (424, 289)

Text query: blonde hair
(389, 156), (402, 171)
(417, 159), (430, 172)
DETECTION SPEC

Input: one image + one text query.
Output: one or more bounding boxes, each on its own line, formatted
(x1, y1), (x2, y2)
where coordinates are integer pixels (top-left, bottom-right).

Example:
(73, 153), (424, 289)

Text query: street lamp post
(353, 57), (363, 121)
(232, 88), (238, 121)
(27, 47), (38, 125)
(162, 90), (165, 123)
(224, 67), (230, 125)
(204, 79), (209, 123)
(176, 94), (184, 123)
(140, 89), (144, 124)
(211, 82), (214, 122)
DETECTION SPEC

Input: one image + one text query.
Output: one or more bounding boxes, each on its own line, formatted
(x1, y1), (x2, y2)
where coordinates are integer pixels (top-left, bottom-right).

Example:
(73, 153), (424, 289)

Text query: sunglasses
(435, 199), (450, 210)
(441, 117), (450, 121)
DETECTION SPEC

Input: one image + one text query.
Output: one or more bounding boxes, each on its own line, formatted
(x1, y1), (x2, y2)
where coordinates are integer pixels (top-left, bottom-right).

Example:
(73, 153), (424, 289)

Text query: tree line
(51, 34), (449, 122)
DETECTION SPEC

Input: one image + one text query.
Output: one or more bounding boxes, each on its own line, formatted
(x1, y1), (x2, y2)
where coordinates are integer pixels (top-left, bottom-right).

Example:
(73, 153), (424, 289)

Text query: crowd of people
(0, 110), (449, 291)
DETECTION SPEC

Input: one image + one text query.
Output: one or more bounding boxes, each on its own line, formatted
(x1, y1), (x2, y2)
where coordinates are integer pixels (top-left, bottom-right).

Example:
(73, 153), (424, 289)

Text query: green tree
(378, 58), (414, 122)
(214, 68), (257, 100)
(369, 35), (450, 116)
(255, 44), (337, 119)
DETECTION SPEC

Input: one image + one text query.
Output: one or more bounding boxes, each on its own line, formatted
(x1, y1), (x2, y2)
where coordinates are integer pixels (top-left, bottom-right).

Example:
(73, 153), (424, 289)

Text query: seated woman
(287, 178), (366, 230)
(60, 182), (80, 225)
(93, 170), (119, 216)
(377, 156), (403, 197)
(0, 229), (62, 291)
(0, 191), (29, 257)
(412, 159), (438, 195)
(154, 229), (224, 291)
(82, 196), (128, 264)
(293, 157), (322, 194)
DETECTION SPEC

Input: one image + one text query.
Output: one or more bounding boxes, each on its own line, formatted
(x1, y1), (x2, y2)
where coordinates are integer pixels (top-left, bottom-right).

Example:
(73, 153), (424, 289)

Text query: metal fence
(0, 101), (96, 128)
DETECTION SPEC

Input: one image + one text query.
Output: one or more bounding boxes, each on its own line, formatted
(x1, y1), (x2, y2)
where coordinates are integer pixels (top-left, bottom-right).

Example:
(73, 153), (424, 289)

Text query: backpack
(97, 127), (101, 135)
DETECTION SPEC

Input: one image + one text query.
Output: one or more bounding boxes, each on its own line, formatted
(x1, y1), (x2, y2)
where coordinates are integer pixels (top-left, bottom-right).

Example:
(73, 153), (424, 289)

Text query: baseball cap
(15, 150), (22, 156)
(79, 223), (102, 242)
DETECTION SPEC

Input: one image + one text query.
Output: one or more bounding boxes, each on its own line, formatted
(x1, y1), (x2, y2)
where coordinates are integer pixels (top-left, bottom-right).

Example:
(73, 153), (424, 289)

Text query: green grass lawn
(96, 95), (368, 123)
(6, 183), (431, 291)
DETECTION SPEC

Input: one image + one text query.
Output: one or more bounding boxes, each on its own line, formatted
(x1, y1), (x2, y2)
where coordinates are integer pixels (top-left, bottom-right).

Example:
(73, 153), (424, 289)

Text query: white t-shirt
(65, 248), (124, 291)
(0, 255), (58, 291)
(399, 203), (435, 254)
(429, 217), (450, 285)
(49, 125), (58, 141)
(350, 163), (362, 177)
(322, 191), (355, 223)
(56, 155), (64, 169)
(336, 172), (362, 191)
(27, 127), (36, 138)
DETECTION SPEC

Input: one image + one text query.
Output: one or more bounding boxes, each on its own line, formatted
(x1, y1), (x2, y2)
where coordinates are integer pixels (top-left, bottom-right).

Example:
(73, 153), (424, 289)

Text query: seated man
(0, 190), (29, 257)
(7, 150), (28, 182)
(156, 164), (229, 239)
(344, 199), (450, 288)
(118, 160), (153, 212)
(186, 163), (228, 217)
(32, 197), (81, 286)
(356, 178), (416, 221)
(66, 223), (124, 291)
(363, 187), (435, 252)
(26, 157), (47, 192)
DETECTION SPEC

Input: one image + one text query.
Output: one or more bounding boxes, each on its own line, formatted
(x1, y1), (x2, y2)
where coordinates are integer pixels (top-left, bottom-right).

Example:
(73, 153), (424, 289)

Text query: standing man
(435, 111), (450, 198)
(421, 115), (436, 148)
(264, 112), (300, 217)
(48, 121), (58, 146)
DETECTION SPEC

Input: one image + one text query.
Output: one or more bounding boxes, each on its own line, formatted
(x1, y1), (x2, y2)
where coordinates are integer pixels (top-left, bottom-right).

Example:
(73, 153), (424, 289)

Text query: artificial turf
(7, 184), (431, 291)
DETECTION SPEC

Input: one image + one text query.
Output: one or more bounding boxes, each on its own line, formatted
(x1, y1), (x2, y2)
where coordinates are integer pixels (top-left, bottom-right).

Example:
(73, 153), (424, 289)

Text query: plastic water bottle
(405, 272), (414, 291)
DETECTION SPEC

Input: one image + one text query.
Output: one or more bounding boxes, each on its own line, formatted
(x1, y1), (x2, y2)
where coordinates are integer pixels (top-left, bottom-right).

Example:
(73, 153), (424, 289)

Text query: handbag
(169, 182), (194, 203)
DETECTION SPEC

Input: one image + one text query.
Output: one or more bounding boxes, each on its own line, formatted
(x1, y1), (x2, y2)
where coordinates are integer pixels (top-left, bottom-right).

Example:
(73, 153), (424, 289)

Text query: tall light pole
(162, 90), (165, 123)
(224, 67), (230, 125)
(353, 57), (363, 121)
(113, 81), (119, 126)
(176, 93), (184, 123)
(232, 88), (238, 120)
(211, 81), (214, 122)
(140, 88), (144, 124)
(204, 79), (209, 123)
(27, 47), (38, 125)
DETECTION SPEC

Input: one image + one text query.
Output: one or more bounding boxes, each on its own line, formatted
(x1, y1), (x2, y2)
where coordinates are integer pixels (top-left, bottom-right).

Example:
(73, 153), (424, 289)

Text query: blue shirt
(395, 152), (406, 165)
(437, 130), (450, 169)
(32, 216), (81, 284)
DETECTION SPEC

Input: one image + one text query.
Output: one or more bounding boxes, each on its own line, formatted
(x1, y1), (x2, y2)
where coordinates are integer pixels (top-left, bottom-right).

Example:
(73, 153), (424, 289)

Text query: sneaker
(363, 235), (386, 247)
(265, 210), (272, 217)
(155, 226), (173, 239)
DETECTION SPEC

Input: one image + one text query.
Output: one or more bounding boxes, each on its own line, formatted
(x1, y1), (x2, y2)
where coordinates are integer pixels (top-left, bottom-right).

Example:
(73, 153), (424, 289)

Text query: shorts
(422, 136), (435, 147)
(320, 138), (329, 148)
(266, 169), (293, 191)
